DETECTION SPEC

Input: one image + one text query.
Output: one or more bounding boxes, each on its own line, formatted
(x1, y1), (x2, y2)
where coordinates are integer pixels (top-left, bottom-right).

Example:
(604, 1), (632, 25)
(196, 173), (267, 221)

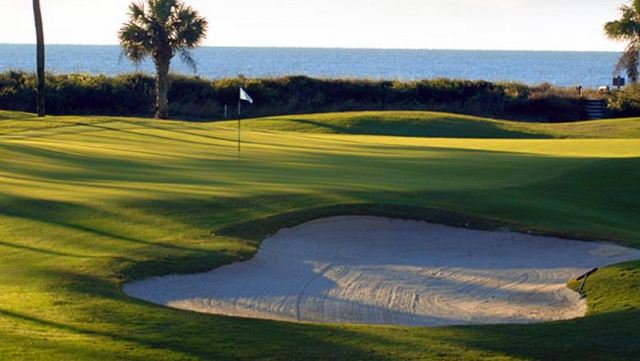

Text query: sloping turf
(238, 111), (640, 139)
(0, 110), (639, 360)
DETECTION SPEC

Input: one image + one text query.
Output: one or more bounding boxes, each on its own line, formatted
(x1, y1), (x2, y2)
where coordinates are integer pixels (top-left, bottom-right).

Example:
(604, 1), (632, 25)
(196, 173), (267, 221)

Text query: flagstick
(237, 100), (242, 154)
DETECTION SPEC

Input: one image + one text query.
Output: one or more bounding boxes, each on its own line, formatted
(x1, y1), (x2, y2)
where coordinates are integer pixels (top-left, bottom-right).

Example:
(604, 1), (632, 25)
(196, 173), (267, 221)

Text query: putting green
(0, 110), (639, 360)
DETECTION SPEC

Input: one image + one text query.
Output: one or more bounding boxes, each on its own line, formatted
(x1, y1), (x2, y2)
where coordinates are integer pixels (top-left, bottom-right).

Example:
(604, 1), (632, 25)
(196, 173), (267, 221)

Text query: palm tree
(119, 0), (208, 119)
(33, 0), (45, 117)
(605, 1), (640, 83)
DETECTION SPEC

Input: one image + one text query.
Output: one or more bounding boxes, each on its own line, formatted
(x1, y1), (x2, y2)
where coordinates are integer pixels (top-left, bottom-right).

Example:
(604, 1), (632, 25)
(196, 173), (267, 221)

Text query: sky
(0, 0), (629, 51)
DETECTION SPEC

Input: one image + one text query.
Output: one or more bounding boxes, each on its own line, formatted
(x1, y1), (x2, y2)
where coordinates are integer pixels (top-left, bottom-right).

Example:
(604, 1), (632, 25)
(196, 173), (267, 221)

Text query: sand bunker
(124, 217), (640, 326)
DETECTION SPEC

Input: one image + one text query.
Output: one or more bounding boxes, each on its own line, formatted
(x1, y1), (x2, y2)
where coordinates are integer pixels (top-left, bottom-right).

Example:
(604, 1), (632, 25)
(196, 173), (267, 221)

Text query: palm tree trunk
(155, 59), (170, 119)
(33, 0), (45, 117)
(632, 40), (640, 83)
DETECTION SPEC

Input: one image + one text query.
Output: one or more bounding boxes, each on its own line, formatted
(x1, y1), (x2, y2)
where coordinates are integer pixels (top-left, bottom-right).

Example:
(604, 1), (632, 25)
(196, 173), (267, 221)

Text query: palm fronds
(605, 1), (640, 83)
(118, 0), (207, 68)
(118, 0), (208, 118)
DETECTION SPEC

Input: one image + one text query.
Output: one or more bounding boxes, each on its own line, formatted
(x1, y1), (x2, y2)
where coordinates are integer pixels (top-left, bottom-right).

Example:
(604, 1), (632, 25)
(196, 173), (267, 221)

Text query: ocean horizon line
(0, 45), (622, 87)
(0, 43), (623, 54)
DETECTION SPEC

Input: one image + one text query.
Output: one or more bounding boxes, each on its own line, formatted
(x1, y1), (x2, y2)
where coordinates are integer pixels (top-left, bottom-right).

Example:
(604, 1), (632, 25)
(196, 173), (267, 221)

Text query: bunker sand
(125, 217), (640, 326)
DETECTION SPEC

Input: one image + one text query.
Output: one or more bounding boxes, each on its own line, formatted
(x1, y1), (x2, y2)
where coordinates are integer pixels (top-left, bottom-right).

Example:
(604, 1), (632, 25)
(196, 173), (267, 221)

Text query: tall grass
(0, 71), (590, 121)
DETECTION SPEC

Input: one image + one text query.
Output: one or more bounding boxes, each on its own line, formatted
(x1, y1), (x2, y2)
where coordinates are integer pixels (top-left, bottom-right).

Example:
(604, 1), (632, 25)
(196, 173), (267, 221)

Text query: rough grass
(0, 110), (639, 360)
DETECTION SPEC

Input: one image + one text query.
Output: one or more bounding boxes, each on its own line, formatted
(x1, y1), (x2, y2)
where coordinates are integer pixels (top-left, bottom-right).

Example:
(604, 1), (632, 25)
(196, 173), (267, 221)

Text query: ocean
(0, 44), (622, 88)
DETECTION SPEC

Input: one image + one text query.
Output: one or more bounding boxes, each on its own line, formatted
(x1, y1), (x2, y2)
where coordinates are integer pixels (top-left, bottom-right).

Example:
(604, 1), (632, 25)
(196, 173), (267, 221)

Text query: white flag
(240, 88), (254, 104)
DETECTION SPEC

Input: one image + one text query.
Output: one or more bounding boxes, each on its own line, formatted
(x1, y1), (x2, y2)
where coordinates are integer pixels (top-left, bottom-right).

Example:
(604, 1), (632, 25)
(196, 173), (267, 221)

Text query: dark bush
(0, 71), (591, 122)
(607, 84), (640, 117)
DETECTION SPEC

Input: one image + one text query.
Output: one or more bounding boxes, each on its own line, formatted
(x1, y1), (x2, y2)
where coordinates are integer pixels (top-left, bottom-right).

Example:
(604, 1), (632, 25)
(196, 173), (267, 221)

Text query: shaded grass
(236, 111), (640, 139)
(0, 110), (639, 360)
(0, 110), (34, 120)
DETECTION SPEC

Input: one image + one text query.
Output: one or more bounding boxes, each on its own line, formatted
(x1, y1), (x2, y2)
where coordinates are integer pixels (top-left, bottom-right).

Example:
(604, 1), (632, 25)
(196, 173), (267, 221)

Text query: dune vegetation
(0, 72), (591, 122)
(1, 110), (639, 360)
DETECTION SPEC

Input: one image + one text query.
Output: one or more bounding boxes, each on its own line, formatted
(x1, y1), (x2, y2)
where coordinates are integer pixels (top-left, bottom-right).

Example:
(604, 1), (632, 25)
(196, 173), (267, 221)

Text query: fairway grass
(1, 110), (639, 360)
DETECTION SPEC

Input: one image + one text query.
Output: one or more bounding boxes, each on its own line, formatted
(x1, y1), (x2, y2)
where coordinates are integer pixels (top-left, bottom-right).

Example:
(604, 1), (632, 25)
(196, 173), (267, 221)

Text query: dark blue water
(0, 44), (622, 88)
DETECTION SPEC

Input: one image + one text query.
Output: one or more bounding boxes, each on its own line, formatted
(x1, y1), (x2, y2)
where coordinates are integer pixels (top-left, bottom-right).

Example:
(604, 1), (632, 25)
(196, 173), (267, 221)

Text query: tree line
(0, 73), (594, 122)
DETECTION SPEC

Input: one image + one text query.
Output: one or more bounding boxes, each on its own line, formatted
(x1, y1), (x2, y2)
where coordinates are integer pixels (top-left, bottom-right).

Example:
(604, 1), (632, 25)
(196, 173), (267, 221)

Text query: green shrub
(0, 71), (591, 121)
(607, 84), (640, 117)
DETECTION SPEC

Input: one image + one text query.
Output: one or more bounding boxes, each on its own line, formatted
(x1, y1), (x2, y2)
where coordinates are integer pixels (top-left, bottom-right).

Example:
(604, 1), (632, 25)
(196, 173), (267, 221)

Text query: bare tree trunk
(155, 59), (171, 119)
(33, 0), (45, 117)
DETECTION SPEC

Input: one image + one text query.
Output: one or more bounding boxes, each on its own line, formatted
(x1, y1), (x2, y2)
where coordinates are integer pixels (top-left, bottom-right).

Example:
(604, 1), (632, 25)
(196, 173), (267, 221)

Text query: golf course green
(1, 110), (639, 360)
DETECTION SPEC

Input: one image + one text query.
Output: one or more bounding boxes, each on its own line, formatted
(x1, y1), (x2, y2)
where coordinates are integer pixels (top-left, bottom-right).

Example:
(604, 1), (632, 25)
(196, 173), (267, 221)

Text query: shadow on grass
(3, 269), (402, 361)
(215, 203), (507, 242)
(434, 309), (640, 361)
(34, 267), (640, 361)
(0, 240), (95, 259)
(251, 116), (553, 139)
(3, 194), (638, 359)
(2, 129), (640, 358)
(0, 195), (212, 254)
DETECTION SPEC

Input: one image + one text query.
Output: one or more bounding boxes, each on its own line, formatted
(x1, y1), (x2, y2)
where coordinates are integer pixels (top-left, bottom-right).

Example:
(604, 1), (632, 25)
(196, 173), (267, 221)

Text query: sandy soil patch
(124, 217), (640, 326)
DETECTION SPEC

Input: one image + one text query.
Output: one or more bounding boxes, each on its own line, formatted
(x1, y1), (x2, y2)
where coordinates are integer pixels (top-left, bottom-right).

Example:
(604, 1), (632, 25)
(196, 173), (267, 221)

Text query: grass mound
(236, 111), (640, 139)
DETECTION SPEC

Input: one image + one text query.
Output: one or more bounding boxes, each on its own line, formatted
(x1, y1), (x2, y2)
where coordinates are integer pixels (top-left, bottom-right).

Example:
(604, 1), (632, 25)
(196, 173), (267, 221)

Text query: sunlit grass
(0, 110), (639, 360)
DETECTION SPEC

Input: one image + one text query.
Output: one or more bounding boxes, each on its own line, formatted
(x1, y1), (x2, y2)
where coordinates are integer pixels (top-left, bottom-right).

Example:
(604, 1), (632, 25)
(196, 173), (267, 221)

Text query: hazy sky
(0, 0), (628, 51)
